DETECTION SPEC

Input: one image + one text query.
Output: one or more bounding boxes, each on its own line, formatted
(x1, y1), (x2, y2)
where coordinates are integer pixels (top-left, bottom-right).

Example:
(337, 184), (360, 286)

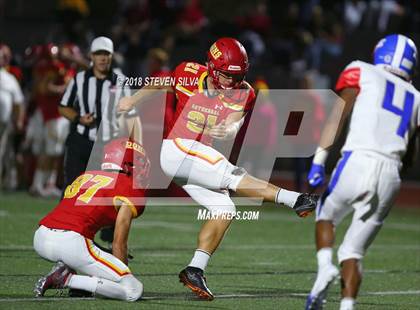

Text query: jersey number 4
(64, 174), (114, 203)
(382, 80), (414, 138)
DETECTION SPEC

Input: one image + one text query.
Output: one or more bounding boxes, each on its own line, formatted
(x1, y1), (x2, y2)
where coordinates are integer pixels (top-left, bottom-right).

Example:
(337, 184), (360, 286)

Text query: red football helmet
(59, 43), (83, 62)
(0, 43), (12, 67)
(40, 43), (59, 60)
(207, 37), (249, 89)
(102, 137), (150, 188)
(24, 44), (43, 65)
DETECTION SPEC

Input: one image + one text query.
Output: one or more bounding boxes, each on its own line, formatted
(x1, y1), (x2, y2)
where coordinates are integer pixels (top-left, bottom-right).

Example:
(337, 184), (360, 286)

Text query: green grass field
(0, 192), (419, 309)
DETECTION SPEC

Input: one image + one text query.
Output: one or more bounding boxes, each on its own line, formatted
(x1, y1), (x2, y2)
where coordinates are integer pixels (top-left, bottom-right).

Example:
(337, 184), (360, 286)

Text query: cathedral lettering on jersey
(191, 104), (220, 116)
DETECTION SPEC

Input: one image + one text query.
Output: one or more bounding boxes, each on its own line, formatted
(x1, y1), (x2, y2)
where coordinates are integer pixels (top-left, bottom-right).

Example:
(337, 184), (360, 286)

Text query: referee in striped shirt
(59, 36), (141, 190)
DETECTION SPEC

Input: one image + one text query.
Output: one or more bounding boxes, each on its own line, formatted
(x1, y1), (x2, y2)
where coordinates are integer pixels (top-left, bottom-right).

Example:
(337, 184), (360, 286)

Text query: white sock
(188, 249), (211, 271)
(67, 275), (98, 293)
(46, 170), (58, 187)
(340, 297), (355, 310)
(317, 247), (333, 268)
(31, 169), (46, 190)
(275, 189), (300, 208)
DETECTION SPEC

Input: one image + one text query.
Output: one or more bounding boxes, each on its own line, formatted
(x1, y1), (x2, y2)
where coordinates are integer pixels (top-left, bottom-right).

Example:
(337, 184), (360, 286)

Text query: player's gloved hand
(308, 163), (325, 188)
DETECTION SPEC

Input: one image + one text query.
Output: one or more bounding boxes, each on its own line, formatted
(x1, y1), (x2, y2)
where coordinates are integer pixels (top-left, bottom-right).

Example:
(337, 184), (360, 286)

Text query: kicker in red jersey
(39, 170), (145, 240)
(166, 61), (256, 145)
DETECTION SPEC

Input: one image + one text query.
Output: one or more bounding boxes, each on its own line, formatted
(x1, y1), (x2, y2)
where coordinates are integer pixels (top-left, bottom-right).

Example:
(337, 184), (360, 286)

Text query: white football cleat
(305, 264), (340, 310)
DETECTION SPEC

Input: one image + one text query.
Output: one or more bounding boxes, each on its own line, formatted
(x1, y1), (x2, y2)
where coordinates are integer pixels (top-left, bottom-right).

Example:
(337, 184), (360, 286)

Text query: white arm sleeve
(312, 147), (329, 165)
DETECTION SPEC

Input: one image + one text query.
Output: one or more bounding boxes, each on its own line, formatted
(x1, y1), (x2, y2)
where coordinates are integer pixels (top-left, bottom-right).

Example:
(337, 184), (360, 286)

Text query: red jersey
(33, 59), (73, 122)
(6, 65), (23, 83)
(40, 171), (145, 240)
(167, 62), (256, 146)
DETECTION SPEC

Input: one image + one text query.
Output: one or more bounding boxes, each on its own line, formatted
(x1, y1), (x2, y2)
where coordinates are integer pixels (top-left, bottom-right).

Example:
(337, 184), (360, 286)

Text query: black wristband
(73, 115), (80, 124)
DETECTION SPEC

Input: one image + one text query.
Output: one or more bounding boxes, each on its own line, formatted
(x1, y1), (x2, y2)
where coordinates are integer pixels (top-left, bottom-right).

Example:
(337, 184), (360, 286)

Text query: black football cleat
(293, 193), (319, 217)
(179, 266), (214, 300)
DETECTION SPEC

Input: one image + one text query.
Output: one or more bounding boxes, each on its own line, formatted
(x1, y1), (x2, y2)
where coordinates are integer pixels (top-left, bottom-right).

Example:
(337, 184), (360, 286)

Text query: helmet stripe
(400, 39), (415, 74)
(373, 34), (418, 80)
(391, 35), (406, 68)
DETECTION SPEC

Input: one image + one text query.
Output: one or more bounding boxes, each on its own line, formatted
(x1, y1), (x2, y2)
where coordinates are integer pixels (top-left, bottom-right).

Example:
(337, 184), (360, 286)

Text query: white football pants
(33, 225), (142, 301)
(160, 138), (246, 214)
(316, 150), (401, 263)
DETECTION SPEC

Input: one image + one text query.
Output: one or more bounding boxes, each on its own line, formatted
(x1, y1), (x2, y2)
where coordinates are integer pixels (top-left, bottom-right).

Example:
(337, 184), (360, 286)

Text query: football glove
(308, 164), (325, 188)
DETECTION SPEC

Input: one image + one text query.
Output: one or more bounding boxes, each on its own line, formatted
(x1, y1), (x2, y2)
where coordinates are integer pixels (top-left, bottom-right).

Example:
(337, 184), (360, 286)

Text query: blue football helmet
(373, 34), (418, 81)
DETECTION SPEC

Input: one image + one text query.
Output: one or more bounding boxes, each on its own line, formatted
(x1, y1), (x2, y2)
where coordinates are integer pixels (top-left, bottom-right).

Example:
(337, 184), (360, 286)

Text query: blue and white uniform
(317, 35), (420, 263)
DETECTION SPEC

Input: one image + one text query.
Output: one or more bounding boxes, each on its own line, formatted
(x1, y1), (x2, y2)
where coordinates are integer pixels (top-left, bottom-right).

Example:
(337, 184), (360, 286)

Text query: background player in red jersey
(33, 137), (150, 301)
(118, 37), (318, 299)
(26, 43), (73, 197)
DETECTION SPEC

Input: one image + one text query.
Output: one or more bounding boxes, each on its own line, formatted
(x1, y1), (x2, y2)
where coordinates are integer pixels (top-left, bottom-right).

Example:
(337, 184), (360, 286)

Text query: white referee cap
(91, 36), (114, 54)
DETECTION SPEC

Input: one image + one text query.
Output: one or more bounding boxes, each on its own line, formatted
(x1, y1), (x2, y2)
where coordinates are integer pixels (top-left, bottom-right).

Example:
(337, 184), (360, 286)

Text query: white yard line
(364, 290), (420, 296)
(158, 290), (420, 298)
(1, 244), (420, 251)
(0, 210), (9, 217)
(386, 223), (420, 233)
(0, 290), (418, 302)
(131, 220), (196, 232)
(0, 297), (95, 302)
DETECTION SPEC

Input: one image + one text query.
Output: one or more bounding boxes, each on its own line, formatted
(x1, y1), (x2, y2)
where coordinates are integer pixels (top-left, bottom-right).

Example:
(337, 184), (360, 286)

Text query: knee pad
(224, 166), (247, 191)
(121, 275), (143, 301)
(338, 219), (382, 264)
(337, 244), (363, 264)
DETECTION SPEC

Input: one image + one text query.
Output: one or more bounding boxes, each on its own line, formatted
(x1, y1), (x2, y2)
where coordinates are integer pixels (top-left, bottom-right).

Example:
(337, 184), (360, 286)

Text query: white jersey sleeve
(0, 68), (24, 104)
(10, 74), (24, 104)
(338, 61), (420, 161)
(0, 68), (24, 123)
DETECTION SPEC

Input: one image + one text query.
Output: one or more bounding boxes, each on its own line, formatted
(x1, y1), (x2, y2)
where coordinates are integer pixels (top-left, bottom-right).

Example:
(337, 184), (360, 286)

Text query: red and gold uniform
(34, 170), (145, 285)
(167, 62), (256, 146)
(33, 59), (72, 122)
(40, 170), (145, 240)
(27, 57), (73, 156)
(33, 137), (147, 301)
(160, 61), (256, 194)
